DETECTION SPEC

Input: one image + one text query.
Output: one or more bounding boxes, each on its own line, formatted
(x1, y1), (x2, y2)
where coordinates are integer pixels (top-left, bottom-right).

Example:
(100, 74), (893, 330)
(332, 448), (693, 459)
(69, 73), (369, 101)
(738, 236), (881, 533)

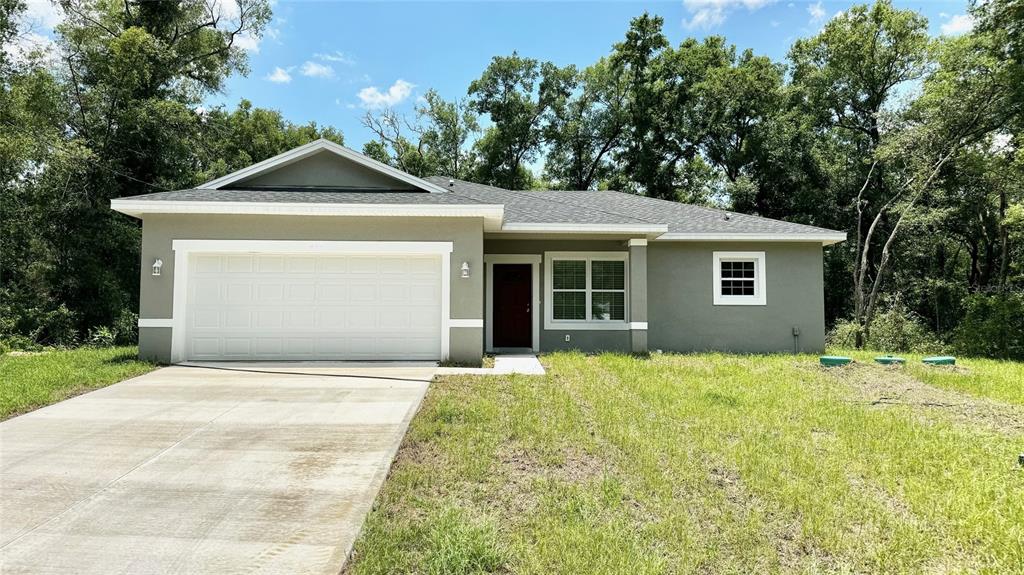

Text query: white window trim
(484, 254), (541, 352)
(544, 251), (629, 331)
(168, 240), (453, 363)
(713, 251), (766, 306)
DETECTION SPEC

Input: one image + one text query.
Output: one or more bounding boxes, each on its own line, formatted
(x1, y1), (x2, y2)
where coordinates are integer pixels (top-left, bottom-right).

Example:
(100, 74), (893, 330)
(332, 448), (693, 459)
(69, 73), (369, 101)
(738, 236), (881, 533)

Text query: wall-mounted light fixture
(152, 259), (163, 277)
(460, 261), (470, 278)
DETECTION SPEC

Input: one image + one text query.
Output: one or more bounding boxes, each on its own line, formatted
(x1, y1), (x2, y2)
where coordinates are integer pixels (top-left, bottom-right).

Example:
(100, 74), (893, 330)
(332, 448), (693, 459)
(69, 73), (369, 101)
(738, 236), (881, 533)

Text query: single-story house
(111, 139), (845, 365)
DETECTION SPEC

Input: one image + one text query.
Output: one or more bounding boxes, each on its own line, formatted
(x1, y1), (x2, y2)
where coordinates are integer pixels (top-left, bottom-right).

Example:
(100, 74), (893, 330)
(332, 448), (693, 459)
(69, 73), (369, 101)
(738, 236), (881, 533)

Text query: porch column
(628, 238), (648, 354)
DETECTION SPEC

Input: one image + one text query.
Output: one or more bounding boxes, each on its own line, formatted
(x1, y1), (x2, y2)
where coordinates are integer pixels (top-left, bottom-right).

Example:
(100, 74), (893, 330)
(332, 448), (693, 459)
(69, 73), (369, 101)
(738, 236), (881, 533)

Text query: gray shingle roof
(121, 178), (842, 237)
(422, 177), (657, 227)
(526, 190), (839, 235)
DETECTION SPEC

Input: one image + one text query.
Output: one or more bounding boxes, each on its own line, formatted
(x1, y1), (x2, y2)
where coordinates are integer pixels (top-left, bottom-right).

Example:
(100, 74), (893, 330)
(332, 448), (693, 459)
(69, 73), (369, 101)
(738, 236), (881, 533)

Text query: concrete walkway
(436, 354), (546, 376)
(0, 362), (433, 575)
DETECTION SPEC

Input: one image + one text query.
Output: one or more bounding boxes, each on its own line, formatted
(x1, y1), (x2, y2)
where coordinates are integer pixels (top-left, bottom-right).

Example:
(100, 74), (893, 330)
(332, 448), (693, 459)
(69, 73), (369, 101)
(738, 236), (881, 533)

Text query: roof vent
(449, 178), (455, 187)
(723, 213), (731, 221)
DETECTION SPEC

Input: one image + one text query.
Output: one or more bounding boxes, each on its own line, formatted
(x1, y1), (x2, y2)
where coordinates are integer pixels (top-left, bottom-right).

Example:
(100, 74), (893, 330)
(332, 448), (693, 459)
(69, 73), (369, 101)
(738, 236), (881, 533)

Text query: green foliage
(828, 297), (944, 353)
(86, 326), (116, 348)
(953, 291), (1024, 360)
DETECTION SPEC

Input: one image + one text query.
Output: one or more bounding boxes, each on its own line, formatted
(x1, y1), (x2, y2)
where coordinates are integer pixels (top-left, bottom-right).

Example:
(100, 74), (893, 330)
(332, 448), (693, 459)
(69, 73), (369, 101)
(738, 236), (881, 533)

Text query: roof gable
(198, 139), (450, 193)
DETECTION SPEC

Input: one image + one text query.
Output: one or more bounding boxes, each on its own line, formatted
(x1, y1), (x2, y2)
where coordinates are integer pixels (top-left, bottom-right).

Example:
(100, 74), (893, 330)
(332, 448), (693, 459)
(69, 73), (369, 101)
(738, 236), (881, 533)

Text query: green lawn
(0, 346), (157, 420)
(346, 352), (1024, 575)
(834, 349), (1024, 406)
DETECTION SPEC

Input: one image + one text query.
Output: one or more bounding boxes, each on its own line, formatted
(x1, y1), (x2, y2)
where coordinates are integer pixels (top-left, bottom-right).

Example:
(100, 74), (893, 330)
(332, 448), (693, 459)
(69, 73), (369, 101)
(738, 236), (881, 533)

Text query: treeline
(2, 0), (1023, 357)
(362, 0), (1024, 358)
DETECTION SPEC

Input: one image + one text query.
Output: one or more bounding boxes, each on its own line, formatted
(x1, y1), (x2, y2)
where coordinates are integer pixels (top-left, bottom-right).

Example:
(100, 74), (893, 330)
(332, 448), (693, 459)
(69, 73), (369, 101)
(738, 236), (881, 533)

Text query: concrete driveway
(0, 362), (433, 574)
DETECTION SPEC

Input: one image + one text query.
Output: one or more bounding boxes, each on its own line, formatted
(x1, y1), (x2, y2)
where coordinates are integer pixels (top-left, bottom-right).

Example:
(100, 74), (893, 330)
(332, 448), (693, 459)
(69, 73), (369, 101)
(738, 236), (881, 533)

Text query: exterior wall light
(460, 261), (470, 278)
(152, 259), (163, 276)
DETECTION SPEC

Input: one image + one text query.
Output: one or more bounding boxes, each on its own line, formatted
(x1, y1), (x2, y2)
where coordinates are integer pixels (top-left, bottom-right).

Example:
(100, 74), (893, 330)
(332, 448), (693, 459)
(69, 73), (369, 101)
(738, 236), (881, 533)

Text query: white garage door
(185, 253), (443, 360)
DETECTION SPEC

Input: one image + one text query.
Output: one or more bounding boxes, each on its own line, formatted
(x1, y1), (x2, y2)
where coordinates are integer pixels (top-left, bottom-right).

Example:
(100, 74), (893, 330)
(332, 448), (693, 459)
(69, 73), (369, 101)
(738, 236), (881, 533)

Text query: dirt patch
(828, 363), (1024, 435)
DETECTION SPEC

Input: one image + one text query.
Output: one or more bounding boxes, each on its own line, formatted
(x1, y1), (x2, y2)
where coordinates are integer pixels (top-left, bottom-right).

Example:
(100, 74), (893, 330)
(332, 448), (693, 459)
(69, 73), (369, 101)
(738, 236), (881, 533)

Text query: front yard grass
(347, 352), (1023, 575)
(0, 346), (157, 420)
(835, 348), (1024, 406)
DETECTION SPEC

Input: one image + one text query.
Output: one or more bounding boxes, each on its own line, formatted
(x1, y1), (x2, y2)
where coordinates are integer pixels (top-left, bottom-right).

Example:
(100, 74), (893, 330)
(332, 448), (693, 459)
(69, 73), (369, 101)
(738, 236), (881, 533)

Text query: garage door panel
(186, 253), (443, 360)
(256, 256), (285, 273)
(224, 255), (253, 273)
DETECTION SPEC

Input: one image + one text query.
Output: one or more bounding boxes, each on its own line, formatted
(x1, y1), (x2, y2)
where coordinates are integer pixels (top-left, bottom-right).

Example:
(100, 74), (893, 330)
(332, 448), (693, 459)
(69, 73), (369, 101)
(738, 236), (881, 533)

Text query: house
(111, 139), (846, 365)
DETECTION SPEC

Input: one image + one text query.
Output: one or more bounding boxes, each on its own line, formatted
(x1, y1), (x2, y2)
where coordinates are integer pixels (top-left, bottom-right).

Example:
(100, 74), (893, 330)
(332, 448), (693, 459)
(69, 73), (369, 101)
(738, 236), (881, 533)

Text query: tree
(789, 0), (930, 346)
(543, 58), (629, 190)
(360, 90), (478, 179)
(853, 27), (1019, 344)
(2, 0), (272, 342)
(468, 52), (575, 189)
(197, 99), (343, 184)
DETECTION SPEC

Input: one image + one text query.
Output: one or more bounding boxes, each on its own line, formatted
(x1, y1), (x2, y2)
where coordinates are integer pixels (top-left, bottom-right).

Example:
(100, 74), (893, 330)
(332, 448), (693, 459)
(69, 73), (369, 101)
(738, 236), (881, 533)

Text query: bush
(828, 296), (945, 353)
(36, 304), (79, 347)
(112, 309), (139, 345)
(953, 291), (1024, 360)
(86, 326), (116, 347)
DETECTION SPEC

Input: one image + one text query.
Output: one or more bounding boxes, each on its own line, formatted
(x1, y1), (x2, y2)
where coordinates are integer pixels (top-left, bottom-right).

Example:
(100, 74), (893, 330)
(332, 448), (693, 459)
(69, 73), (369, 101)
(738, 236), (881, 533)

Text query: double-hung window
(713, 251), (766, 305)
(546, 252), (628, 328)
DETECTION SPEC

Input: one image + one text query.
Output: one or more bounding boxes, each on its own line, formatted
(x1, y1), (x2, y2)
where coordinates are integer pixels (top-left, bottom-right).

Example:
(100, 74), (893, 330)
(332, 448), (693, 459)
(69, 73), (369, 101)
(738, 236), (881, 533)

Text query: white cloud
(682, 0), (775, 28)
(807, 1), (826, 24)
(234, 33), (261, 52)
(314, 51), (355, 65)
(23, 0), (63, 29)
(265, 66), (292, 83)
(940, 14), (975, 36)
(357, 79), (415, 109)
(300, 60), (335, 79)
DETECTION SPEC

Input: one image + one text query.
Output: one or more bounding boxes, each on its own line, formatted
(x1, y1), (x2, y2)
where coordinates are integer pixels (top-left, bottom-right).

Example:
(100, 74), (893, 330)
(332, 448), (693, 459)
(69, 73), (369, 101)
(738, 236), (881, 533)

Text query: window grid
(551, 258), (626, 322)
(720, 260), (756, 296)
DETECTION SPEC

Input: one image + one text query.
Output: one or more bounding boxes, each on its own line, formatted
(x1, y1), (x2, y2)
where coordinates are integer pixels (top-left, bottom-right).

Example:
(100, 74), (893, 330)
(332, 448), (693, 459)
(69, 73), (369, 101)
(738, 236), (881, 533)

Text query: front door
(492, 264), (532, 348)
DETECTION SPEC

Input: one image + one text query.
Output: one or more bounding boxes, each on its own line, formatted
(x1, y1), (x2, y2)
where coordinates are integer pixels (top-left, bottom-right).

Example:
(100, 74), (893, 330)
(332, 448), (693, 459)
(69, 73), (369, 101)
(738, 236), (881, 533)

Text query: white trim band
(449, 319), (484, 328)
(656, 232), (846, 245)
(138, 318), (173, 328)
(171, 239), (454, 254)
(500, 222), (668, 234)
(629, 322), (648, 330)
(111, 200), (505, 230)
(627, 239), (648, 247)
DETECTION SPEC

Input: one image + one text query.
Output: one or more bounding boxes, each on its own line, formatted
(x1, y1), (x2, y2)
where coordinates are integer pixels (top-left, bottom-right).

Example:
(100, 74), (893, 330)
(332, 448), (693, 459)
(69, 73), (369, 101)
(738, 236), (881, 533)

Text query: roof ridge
(496, 188), (656, 226)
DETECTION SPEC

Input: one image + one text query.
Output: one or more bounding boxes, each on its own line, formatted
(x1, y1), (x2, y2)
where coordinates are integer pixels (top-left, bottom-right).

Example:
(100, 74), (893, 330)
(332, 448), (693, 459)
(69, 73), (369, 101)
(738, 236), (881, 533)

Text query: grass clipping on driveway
(346, 352), (1024, 574)
(0, 346), (156, 420)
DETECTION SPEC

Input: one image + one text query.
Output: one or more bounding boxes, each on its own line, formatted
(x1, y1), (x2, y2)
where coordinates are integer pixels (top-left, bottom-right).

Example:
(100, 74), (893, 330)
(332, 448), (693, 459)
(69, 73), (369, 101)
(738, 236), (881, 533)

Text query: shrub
(86, 326), (116, 347)
(112, 309), (139, 345)
(953, 291), (1024, 360)
(37, 305), (79, 348)
(828, 296), (945, 353)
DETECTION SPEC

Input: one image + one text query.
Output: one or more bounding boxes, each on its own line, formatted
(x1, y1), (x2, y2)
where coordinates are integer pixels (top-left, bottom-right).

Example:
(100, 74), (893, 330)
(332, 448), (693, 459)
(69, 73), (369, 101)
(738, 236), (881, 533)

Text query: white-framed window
(544, 252), (629, 330)
(713, 251), (766, 305)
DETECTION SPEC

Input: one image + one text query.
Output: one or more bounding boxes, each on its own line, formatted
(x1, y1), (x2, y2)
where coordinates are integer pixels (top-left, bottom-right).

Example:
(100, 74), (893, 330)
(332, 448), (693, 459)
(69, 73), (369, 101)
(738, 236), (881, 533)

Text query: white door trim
(169, 240), (454, 363)
(484, 254), (541, 353)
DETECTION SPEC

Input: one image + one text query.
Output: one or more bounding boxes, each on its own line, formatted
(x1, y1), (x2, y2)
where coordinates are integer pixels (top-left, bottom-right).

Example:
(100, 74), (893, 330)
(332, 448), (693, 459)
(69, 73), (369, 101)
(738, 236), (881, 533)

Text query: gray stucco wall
(647, 242), (826, 354)
(484, 239), (633, 353)
(236, 151), (416, 189)
(138, 214), (483, 364)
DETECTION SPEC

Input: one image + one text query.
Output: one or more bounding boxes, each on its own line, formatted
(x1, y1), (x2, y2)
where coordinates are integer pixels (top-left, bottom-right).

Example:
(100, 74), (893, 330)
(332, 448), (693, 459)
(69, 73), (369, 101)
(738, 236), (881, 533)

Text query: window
(546, 252), (628, 328)
(713, 252), (766, 306)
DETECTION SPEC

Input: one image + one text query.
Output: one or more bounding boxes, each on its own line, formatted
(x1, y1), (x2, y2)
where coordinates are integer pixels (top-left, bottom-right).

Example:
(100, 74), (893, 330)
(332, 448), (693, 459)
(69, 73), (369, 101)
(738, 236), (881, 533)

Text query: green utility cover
(820, 356), (852, 367)
(923, 356), (956, 365)
(874, 356), (906, 365)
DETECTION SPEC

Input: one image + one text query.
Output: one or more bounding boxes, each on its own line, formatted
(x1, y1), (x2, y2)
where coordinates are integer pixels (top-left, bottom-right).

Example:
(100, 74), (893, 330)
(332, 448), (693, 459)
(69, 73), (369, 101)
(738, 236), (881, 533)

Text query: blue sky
(16, 0), (974, 149)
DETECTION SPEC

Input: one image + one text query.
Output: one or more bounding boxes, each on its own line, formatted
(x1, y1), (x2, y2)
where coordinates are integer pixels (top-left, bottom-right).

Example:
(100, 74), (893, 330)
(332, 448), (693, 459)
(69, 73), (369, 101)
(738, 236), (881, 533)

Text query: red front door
(492, 264), (532, 348)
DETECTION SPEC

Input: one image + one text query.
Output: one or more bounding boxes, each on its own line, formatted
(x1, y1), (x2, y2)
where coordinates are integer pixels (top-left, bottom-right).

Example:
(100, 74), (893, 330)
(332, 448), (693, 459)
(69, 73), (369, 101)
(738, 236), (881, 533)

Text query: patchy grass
(834, 348), (1024, 406)
(346, 352), (1024, 575)
(0, 346), (157, 419)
